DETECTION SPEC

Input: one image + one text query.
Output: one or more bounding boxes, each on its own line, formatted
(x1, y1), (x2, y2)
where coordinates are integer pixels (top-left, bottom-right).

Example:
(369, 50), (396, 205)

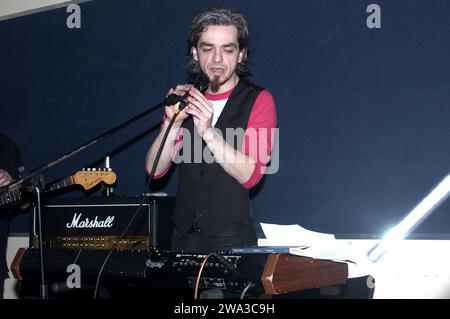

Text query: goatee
(209, 75), (221, 93)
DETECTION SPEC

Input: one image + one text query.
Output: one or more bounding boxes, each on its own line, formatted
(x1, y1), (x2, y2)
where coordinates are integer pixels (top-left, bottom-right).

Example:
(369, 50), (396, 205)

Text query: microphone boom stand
(11, 74), (209, 299)
(11, 101), (166, 190)
(10, 100), (166, 299)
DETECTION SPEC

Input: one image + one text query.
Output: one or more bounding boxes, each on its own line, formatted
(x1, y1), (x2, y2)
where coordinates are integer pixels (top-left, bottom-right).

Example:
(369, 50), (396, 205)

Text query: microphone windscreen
(165, 94), (181, 106)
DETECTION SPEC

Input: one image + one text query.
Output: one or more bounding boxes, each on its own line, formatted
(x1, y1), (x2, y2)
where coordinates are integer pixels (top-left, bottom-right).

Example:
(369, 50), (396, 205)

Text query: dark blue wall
(1, 0), (450, 236)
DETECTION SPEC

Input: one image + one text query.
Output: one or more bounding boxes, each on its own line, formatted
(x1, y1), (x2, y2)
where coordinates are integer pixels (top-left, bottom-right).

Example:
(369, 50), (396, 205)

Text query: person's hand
(164, 84), (194, 123)
(185, 87), (214, 139)
(0, 169), (13, 187)
(0, 168), (13, 187)
(0, 168), (30, 209)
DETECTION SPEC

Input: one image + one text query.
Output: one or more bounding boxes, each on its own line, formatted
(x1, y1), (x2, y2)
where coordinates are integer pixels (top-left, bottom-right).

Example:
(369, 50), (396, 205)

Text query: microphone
(164, 73), (209, 110)
(165, 93), (183, 106)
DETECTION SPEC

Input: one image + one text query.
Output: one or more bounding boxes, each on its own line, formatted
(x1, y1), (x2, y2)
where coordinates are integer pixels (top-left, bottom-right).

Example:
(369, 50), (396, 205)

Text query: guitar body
(0, 185), (30, 210)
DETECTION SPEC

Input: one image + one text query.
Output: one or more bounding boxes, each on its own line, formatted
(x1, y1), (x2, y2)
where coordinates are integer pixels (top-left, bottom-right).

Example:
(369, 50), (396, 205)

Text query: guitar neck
(2, 170), (115, 207)
(45, 176), (75, 193)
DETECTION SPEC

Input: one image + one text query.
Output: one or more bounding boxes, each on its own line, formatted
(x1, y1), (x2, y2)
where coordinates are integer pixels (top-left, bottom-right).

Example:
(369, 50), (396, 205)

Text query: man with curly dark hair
(146, 6), (277, 252)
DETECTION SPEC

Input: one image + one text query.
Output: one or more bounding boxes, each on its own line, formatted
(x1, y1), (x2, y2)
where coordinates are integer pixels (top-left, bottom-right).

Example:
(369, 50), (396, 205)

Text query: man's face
(192, 25), (244, 93)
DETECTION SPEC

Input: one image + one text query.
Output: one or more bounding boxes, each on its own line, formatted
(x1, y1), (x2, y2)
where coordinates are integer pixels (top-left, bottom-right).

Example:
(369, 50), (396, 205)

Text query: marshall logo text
(66, 213), (115, 229)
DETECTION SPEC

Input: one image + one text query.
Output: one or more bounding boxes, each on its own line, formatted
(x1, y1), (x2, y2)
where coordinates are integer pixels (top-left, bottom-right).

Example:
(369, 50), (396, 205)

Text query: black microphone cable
(93, 101), (180, 299)
(93, 74), (209, 299)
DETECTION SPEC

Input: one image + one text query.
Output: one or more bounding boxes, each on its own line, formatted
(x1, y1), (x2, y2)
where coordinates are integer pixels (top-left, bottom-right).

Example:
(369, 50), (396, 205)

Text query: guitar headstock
(72, 168), (117, 191)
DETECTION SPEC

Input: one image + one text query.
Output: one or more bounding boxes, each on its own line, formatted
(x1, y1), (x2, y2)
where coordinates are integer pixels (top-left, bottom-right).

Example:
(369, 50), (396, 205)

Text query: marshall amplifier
(31, 196), (174, 250)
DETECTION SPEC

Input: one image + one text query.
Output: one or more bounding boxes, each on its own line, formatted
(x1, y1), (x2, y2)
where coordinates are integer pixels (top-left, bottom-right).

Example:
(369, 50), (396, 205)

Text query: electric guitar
(0, 168), (117, 208)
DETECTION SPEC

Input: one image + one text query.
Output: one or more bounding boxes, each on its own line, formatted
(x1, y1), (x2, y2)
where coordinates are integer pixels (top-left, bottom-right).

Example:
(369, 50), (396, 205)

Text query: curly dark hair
(186, 6), (250, 79)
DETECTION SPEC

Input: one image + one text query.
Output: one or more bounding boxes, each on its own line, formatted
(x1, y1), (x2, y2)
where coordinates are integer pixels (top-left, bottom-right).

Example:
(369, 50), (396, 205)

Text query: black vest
(173, 80), (263, 237)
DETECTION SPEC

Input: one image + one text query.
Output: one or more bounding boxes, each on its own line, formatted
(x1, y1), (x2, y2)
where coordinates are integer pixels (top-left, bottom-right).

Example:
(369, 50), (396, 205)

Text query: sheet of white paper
(260, 223), (335, 246)
(289, 241), (354, 263)
(260, 223), (354, 263)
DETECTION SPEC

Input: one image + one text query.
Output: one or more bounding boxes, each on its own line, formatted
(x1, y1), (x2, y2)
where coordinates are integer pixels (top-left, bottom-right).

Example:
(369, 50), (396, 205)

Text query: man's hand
(0, 168), (30, 210)
(0, 169), (13, 187)
(185, 87), (214, 138)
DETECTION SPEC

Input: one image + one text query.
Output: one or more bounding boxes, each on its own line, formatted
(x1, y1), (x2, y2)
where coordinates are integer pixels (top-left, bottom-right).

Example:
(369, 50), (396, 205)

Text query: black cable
(93, 111), (180, 299)
(93, 74), (209, 299)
